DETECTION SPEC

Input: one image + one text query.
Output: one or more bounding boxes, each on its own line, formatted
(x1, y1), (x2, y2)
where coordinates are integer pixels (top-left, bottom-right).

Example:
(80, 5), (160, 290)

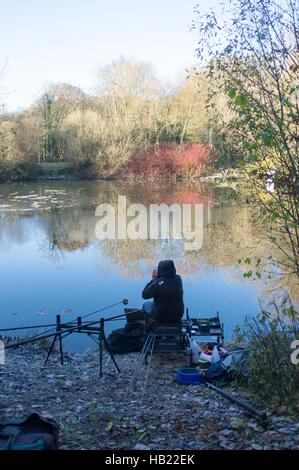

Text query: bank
(1, 346), (298, 450)
(0, 159), (244, 185)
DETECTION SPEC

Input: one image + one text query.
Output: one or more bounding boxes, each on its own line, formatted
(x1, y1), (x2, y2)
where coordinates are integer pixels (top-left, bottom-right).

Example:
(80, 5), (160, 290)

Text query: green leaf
(243, 270), (253, 278)
(235, 94), (248, 107)
(227, 88), (237, 99)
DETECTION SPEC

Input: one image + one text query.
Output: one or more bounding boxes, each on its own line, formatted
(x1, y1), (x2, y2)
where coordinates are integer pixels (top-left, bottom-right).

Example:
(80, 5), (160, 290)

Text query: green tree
(195, 0), (299, 275)
(36, 83), (86, 161)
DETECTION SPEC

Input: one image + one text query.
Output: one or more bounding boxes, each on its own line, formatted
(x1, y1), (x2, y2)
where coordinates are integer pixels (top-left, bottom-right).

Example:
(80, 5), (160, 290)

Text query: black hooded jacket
(142, 260), (184, 322)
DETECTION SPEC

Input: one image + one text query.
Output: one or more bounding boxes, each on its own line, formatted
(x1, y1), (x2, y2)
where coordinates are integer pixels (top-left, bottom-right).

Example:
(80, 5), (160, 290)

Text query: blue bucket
(175, 367), (201, 384)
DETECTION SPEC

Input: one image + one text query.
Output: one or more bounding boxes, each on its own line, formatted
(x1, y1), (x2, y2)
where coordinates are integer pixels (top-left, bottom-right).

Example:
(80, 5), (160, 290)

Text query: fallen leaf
(175, 422), (184, 431)
(106, 422), (113, 432)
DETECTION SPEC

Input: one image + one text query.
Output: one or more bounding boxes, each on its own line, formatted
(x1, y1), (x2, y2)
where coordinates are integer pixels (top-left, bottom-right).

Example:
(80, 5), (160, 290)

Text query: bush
(120, 143), (211, 180)
(234, 306), (299, 413)
(0, 160), (38, 183)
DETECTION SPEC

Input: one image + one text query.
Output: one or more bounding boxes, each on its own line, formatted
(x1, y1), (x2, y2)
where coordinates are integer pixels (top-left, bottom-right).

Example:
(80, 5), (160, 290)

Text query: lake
(0, 179), (277, 351)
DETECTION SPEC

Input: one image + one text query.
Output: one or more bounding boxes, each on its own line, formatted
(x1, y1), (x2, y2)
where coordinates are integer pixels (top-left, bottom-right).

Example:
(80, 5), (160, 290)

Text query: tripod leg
(128, 334), (153, 392)
(144, 333), (155, 365)
(139, 335), (155, 408)
(99, 332), (103, 378)
(58, 333), (64, 365)
(44, 334), (57, 366)
(103, 336), (121, 373)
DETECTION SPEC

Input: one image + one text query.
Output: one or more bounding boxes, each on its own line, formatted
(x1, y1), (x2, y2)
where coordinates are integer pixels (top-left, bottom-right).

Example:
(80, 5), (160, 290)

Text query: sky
(0, 0), (220, 111)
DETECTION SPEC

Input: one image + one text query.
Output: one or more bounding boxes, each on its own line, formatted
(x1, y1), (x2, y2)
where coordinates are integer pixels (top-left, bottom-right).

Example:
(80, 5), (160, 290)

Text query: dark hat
(157, 260), (176, 278)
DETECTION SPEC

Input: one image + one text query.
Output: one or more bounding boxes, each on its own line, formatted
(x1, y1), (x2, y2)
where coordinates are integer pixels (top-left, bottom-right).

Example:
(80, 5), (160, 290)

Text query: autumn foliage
(120, 143), (211, 179)
(0, 59), (213, 182)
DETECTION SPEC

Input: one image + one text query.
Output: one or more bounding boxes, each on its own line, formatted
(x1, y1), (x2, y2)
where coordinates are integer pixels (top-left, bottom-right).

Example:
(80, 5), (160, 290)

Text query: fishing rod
(0, 299), (129, 334)
(104, 307), (143, 322)
(4, 316), (109, 350)
(204, 382), (268, 424)
(4, 300), (142, 351)
(0, 323), (58, 332)
(68, 299), (129, 322)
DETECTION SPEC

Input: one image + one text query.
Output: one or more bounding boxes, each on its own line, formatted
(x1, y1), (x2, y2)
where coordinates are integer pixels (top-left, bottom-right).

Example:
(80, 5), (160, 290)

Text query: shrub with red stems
(120, 143), (211, 179)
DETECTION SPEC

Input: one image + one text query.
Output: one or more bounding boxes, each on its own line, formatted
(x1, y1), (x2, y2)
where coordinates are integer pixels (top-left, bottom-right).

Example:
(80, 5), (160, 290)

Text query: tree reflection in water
(0, 180), (297, 308)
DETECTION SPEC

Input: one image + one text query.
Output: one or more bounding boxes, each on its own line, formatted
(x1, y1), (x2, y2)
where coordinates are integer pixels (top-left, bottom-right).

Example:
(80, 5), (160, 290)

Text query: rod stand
(99, 317), (120, 378)
(44, 314), (64, 366)
(43, 315), (120, 377)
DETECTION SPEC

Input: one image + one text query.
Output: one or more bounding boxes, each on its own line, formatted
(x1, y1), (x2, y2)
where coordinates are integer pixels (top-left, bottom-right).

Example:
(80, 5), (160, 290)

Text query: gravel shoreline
(0, 346), (298, 450)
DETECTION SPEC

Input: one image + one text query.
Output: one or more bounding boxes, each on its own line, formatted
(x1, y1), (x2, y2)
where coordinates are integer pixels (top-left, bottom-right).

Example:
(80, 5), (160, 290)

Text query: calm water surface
(0, 180), (274, 350)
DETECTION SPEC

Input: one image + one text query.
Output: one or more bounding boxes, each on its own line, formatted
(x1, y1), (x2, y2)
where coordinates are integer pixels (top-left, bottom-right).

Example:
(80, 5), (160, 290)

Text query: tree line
(0, 59), (221, 181)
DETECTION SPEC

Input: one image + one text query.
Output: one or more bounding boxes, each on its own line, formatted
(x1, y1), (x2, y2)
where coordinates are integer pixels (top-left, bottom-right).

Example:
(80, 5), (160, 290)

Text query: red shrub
(121, 143), (211, 179)
(174, 144), (211, 178)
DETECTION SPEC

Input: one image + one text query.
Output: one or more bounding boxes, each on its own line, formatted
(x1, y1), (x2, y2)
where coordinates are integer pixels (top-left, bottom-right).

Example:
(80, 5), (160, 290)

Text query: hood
(157, 260), (176, 278)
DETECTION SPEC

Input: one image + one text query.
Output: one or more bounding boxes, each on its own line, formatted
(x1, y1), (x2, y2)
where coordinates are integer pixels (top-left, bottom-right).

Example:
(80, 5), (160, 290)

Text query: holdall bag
(0, 412), (59, 450)
(107, 322), (144, 354)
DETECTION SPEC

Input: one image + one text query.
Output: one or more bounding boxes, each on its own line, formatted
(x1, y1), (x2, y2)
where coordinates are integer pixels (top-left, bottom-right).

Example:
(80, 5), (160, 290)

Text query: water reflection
(0, 180), (296, 350)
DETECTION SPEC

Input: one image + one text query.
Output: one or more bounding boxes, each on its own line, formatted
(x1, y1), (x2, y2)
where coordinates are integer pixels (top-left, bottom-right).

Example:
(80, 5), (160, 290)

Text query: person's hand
(152, 268), (158, 279)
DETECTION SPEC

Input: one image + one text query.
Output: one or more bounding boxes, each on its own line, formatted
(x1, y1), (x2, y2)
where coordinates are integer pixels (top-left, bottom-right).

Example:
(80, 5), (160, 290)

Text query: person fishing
(142, 260), (184, 323)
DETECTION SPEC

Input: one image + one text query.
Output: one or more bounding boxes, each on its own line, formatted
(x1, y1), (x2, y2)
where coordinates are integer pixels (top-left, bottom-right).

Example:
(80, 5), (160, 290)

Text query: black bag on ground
(201, 347), (250, 383)
(0, 412), (59, 450)
(107, 322), (144, 354)
(201, 360), (230, 383)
